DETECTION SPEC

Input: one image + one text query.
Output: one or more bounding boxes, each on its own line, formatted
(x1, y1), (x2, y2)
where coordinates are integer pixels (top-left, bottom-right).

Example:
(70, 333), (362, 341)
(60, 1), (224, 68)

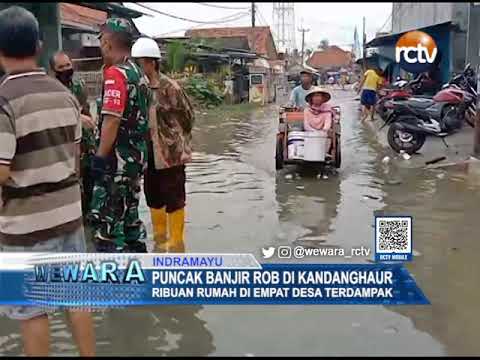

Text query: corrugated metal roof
(186, 26), (277, 59)
(366, 21), (454, 47)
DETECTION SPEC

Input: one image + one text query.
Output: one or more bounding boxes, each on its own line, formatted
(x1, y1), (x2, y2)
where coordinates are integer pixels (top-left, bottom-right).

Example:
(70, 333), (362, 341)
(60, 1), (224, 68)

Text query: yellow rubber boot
(150, 207), (168, 252)
(167, 208), (185, 253)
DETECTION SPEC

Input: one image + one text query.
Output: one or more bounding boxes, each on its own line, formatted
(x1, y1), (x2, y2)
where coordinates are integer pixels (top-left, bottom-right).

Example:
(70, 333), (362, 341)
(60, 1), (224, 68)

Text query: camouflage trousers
(80, 128), (97, 216)
(80, 155), (95, 217)
(88, 173), (146, 247)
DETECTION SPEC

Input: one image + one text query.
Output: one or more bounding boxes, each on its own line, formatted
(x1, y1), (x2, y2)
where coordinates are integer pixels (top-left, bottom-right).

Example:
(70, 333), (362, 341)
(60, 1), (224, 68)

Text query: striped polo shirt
(0, 69), (83, 246)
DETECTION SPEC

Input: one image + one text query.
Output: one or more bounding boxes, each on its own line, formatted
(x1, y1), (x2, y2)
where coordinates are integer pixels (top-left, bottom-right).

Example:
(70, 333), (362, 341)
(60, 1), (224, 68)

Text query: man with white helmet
(131, 37), (195, 253)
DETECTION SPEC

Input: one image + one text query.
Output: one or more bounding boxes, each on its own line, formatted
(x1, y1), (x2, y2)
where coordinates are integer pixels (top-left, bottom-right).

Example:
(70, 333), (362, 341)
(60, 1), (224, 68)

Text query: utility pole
(362, 16), (366, 72)
(298, 27), (310, 65)
(251, 2), (255, 28)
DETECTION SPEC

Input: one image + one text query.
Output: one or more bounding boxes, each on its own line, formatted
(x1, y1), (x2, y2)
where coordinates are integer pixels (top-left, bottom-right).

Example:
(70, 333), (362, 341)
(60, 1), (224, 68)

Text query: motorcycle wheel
(376, 103), (387, 121)
(387, 124), (426, 154)
(275, 136), (284, 170)
(465, 108), (476, 128)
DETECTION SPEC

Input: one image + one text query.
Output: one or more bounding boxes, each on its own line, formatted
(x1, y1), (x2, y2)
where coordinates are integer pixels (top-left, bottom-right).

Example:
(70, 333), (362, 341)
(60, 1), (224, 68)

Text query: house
(60, 3), (144, 71)
(185, 26), (278, 60)
(58, 3), (146, 96)
(306, 46), (353, 71)
(0, 2), (145, 70)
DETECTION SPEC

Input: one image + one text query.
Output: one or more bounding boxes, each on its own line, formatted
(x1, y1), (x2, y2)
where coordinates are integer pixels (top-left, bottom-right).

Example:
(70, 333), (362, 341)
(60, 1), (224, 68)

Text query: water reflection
(94, 306), (214, 356)
(377, 161), (480, 355)
(275, 168), (341, 247)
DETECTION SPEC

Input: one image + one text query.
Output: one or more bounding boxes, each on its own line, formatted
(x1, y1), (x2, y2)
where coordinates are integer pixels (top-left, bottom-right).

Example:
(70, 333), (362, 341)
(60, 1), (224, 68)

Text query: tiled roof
(307, 46), (353, 70)
(60, 3), (107, 32)
(186, 26), (277, 59)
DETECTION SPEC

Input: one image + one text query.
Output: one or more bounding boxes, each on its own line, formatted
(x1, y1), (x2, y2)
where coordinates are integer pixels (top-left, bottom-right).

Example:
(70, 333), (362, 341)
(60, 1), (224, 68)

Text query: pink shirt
(304, 103), (333, 131)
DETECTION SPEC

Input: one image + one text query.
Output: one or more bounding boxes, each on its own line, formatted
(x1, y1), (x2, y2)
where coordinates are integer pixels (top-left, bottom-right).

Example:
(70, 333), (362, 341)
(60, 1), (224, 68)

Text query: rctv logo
(395, 31), (438, 73)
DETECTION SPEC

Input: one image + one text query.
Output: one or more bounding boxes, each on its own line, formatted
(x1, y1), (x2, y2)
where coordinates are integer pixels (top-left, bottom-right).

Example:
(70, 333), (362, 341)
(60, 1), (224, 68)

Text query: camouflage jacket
(150, 73), (194, 169)
(97, 59), (151, 177)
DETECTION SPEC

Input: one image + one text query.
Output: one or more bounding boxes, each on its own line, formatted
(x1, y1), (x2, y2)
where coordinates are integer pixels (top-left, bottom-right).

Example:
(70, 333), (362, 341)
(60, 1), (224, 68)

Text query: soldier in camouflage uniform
(88, 18), (151, 253)
(49, 51), (97, 216)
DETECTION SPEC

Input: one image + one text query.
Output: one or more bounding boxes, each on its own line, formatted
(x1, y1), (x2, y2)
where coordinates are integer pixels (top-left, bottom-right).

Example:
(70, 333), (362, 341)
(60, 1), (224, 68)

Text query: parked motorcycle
(381, 82), (473, 154)
(378, 64), (477, 126)
(376, 75), (430, 121)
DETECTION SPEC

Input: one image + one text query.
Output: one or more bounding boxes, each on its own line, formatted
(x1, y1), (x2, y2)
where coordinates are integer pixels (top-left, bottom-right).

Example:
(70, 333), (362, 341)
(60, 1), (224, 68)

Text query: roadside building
(186, 26), (278, 60)
(306, 46), (354, 73)
(365, 3), (469, 83)
(186, 26), (280, 105)
(0, 2), (144, 101)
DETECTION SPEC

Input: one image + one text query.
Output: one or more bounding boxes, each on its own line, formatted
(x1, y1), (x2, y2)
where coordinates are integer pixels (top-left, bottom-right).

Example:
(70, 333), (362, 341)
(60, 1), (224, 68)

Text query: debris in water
(412, 249), (422, 257)
(450, 247), (458, 251)
(386, 179), (402, 186)
(402, 153), (411, 160)
(285, 174), (293, 180)
(208, 224), (222, 230)
(384, 326), (399, 334)
(425, 156), (447, 165)
(296, 185), (305, 191)
(381, 156), (390, 164)
(322, 174), (329, 180)
(436, 172), (446, 179)
(363, 194), (380, 200)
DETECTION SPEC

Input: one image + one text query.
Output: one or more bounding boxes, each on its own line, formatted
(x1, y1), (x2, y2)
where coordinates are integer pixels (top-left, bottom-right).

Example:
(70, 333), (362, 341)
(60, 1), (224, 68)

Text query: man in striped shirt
(0, 6), (94, 356)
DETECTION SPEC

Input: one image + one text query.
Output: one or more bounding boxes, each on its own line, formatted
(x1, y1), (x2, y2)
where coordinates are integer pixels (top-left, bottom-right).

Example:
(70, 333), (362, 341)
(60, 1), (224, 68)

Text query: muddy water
(1, 90), (480, 355)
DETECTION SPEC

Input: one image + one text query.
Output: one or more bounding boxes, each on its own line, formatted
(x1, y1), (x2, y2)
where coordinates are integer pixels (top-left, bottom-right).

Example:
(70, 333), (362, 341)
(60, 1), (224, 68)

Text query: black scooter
(380, 83), (472, 154)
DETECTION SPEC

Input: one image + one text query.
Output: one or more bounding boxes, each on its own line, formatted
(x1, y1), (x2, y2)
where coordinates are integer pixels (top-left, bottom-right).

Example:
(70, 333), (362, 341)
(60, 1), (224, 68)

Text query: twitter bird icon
(262, 247), (276, 259)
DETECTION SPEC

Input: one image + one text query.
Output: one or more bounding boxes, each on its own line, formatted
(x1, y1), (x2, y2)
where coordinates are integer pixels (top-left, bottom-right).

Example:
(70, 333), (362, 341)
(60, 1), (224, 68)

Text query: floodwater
(1, 89), (480, 356)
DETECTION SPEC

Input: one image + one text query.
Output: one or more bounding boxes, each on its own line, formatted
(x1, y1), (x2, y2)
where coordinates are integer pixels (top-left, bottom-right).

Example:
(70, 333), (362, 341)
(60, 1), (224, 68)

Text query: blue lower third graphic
(0, 262), (429, 307)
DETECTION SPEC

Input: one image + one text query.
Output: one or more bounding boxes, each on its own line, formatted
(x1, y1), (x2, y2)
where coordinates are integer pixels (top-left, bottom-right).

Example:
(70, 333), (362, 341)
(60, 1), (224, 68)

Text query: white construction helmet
(131, 37), (161, 59)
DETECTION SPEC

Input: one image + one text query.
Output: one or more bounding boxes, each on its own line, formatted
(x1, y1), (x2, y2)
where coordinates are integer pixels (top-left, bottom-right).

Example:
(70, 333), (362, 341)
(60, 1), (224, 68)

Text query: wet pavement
(1, 89), (480, 356)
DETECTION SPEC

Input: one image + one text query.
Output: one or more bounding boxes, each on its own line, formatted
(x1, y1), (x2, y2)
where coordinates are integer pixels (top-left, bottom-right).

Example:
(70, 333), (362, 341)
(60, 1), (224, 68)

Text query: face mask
(55, 68), (74, 85)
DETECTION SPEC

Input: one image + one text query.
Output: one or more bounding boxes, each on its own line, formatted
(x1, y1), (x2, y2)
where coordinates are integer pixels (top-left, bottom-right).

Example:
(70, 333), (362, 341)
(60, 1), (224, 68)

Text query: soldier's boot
(167, 208), (185, 253)
(151, 207), (168, 253)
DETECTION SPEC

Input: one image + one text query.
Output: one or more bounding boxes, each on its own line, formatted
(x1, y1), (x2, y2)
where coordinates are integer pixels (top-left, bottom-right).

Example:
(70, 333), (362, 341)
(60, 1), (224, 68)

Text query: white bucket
(287, 131), (304, 160)
(304, 131), (328, 161)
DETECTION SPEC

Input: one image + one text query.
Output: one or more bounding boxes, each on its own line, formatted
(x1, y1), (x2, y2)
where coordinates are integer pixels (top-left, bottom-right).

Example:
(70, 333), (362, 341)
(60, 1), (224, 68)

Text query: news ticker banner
(0, 253), (429, 307)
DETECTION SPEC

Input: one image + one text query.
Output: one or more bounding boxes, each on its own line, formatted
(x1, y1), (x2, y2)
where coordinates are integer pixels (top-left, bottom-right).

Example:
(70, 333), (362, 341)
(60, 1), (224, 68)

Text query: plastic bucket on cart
(287, 131), (304, 160)
(304, 131), (328, 161)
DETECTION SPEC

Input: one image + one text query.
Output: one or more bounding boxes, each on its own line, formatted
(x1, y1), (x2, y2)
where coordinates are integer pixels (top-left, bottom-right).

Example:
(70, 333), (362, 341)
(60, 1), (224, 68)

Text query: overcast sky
(126, 2), (392, 52)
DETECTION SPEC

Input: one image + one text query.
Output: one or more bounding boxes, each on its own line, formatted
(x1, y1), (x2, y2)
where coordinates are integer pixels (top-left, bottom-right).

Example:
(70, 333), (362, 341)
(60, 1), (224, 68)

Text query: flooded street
(1, 89), (480, 356)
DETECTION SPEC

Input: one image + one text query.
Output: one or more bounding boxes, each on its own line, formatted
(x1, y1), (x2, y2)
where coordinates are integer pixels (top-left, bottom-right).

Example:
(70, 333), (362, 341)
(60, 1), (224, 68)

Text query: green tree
(318, 39), (329, 50)
(166, 40), (187, 74)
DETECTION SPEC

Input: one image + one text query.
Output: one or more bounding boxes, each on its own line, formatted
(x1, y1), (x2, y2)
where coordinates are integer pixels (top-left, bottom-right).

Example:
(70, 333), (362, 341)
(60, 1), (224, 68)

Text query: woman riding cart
(275, 87), (341, 174)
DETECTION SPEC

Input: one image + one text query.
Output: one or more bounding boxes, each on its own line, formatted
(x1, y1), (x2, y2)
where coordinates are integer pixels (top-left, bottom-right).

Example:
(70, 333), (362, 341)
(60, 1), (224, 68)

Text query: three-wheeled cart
(275, 106), (341, 170)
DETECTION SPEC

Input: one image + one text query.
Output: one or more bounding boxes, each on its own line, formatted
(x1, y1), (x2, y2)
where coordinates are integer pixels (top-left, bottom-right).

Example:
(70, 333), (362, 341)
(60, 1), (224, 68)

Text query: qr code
(375, 217), (412, 254)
